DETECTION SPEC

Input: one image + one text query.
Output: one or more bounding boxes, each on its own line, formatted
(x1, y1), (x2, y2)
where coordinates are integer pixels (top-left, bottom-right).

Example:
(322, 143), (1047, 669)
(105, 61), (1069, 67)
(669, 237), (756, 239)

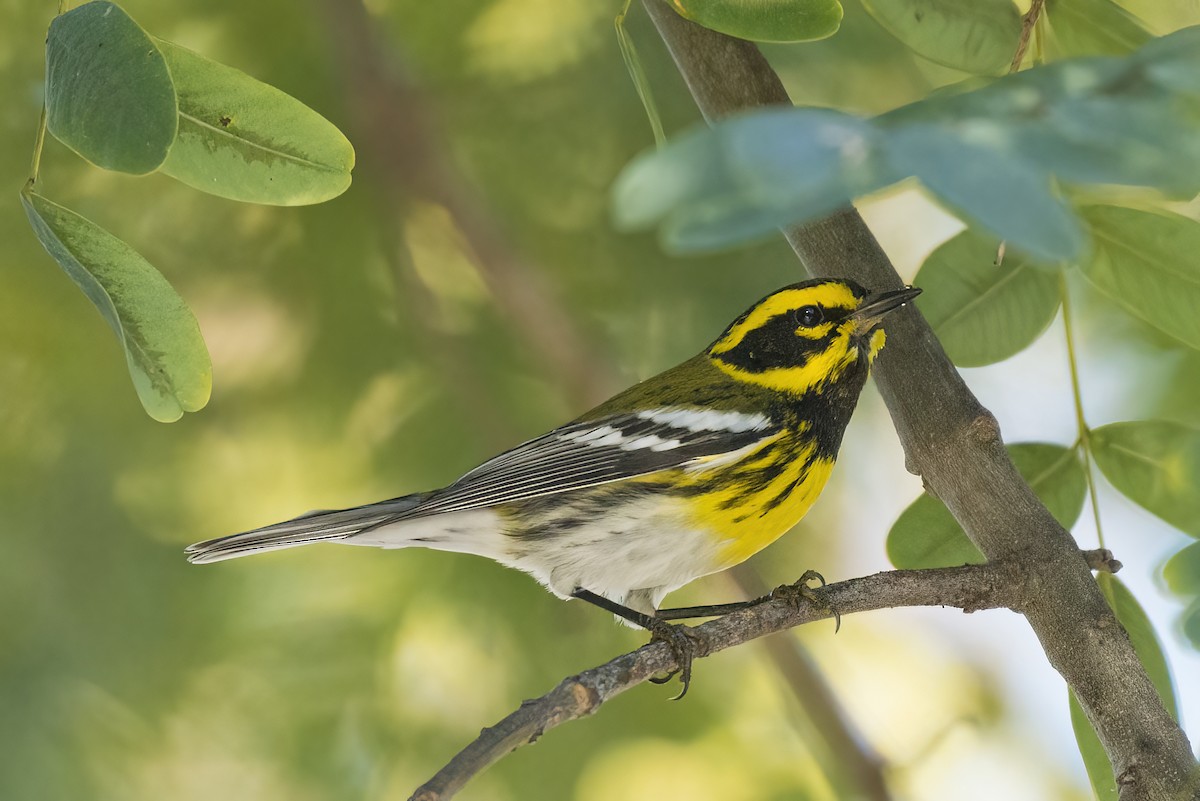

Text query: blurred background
(2, 1), (1198, 799)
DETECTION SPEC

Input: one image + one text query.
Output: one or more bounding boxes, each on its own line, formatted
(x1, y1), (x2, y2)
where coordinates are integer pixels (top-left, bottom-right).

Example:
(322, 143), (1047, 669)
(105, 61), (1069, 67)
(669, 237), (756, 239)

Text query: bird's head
(706, 279), (921, 396)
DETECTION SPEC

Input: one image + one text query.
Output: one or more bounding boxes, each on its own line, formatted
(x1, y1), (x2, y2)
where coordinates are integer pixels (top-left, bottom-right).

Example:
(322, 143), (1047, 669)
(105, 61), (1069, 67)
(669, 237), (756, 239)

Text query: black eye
(795, 305), (824, 327)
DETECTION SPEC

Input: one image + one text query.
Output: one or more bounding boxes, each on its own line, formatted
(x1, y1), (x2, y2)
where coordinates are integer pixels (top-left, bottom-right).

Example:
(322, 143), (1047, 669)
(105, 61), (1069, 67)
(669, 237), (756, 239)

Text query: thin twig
(409, 551), (1120, 801)
(1009, 0), (1046, 73)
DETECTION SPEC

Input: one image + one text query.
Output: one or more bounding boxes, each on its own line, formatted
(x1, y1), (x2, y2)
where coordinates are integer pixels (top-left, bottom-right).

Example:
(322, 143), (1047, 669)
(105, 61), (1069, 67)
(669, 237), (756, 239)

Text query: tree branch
(409, 551), (1122, 801)
(637, 4), (1197, 799)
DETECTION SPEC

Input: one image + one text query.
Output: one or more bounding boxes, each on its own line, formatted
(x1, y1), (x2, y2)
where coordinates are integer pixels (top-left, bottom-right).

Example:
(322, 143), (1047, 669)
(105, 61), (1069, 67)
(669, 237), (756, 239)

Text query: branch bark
(409, 551), (1122, 801)
(638, 4), (1198, 800)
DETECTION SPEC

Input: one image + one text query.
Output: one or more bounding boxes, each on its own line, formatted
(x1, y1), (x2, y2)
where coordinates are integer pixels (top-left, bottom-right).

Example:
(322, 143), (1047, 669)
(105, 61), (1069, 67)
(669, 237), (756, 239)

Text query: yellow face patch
(711, 283), (860, 355)
(868, 328), (886, 361)
(710, 327), (859, 394)
(794, 321), (834, 340)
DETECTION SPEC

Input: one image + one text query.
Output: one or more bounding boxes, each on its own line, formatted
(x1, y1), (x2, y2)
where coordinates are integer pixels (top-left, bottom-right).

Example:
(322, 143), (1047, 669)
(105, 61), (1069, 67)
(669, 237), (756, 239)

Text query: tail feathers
(185, 493), (429, 564)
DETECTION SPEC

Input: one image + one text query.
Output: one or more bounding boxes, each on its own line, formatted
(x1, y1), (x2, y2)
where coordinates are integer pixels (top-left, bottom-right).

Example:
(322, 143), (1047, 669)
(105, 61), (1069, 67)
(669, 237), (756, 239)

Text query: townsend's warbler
(187, 279), (918, 686)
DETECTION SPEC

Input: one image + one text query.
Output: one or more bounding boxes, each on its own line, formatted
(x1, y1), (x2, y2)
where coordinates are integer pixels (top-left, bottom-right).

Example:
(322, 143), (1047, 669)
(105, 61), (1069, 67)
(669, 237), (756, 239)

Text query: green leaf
(614, 33), (1200, 255)
(20, 191), (210, 422)
(1163, 541), (1200, 595)
(914, 229), (1060, 366)
(1041, 95), (1200, 195)
(885, 491), (985, 570)
(1015, 443), (1089, 529)
(1080, 207), (1200, 351)
(670, 0), (843, 43)
(1091, 420), (1200, 537)
(1044, 0), (1153, 59)
(613, 108), (890, 251)
(155, 40), (354, 205)
(1136, 25), (1200, 95)
(45, 1), (177, 174)
(888, 443), (1086, 568)
(859, 0), (1022, 75)
(1069, 692), (1116, 801)
(883, 125), (1085, 262)
(1070, 575), (1178, 798)
(885, 56), (1200, 194)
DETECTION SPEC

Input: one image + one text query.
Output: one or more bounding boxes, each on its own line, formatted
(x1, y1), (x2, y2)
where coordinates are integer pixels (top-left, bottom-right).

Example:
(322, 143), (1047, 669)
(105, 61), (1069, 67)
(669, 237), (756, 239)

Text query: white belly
(345, 499), (727, 616)
(498, 496), (727, 615)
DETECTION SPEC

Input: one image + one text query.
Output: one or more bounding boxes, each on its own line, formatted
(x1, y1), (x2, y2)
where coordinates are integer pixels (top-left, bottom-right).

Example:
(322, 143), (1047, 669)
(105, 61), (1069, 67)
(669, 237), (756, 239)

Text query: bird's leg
(656, 570), (841, 631)
(767, 569), (841, 632)
(654, 599), (761, 620)
(571, 588), (702, 699)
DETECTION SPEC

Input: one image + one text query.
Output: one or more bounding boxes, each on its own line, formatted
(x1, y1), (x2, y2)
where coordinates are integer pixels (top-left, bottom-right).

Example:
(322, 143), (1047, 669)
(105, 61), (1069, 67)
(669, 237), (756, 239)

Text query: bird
(187, 278), (919, 693)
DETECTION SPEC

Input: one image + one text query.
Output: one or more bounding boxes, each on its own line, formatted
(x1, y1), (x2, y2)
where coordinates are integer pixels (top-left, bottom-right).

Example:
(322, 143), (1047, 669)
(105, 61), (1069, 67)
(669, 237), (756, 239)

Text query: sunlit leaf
(156, 40), (354, 205)
(20, 191), (210, 422)
(1069, 693), (1116, 800)
(1080, 207), (1200, 351)
(671, 0), (843, 43)
(884, 125), (1084, 261)
(1163, 541), (1200, 595)
(45, 1), (177, 174)
(1070, 574), (1178, 798)
(860, 0), (1021, 75)
(914, 230), (1060, 366)
(888, 443), (1085, 568)
(1044, 0), (1153, 59)
(1091, 420), (1200, 537)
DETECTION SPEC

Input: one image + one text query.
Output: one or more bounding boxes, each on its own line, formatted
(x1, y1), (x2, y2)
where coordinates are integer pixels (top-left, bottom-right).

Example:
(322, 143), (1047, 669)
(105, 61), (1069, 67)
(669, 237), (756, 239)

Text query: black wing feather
(402, 411), (778, 518)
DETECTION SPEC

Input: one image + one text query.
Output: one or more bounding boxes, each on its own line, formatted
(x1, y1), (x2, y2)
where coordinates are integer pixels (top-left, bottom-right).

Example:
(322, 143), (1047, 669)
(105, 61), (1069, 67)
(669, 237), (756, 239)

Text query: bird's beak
(850, 286), (922, 331)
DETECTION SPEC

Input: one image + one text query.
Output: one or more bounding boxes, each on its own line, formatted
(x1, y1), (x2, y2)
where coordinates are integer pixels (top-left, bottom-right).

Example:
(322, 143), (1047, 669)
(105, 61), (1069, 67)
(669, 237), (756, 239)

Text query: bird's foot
(769, 569), (841, 632)
(645, 619), (703, 700)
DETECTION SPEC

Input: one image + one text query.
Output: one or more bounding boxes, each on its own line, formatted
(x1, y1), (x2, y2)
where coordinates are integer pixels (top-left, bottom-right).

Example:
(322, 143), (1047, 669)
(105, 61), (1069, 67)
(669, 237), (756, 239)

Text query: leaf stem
(29, 0), (70, 189)
(615, 0), (666, 147)
(1061, 274), (1106, 548)
(27, 104), (48, 190)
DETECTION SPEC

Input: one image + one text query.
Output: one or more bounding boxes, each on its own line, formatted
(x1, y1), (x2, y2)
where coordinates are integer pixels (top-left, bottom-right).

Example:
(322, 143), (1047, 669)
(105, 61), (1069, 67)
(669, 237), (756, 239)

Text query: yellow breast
(665, 428), (836, 569)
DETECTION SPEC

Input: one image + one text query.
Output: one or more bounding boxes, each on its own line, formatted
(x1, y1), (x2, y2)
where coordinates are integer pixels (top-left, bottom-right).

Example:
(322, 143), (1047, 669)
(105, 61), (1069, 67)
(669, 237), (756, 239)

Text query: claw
(647, 619), (701, 700)
(771, 569), (841, 632)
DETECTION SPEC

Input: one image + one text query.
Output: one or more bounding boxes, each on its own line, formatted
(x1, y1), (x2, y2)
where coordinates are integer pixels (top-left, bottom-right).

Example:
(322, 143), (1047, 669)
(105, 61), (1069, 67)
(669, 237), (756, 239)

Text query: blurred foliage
(616, 26), (1200, 260)
(3, 1), (1198, 801)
